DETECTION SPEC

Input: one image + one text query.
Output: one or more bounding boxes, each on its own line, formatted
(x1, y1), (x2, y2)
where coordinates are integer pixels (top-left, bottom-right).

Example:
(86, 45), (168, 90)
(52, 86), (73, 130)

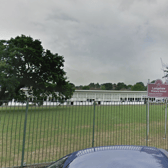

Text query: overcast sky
(1, 0), (168, 86)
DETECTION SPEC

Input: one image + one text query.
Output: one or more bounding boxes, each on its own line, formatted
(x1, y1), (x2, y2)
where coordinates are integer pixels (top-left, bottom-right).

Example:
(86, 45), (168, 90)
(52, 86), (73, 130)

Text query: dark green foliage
(82, 85), (90, 90)
(75, 85), (83, 90)
(100, 85), (106, 90)
(76, 83), (100, 90)
(75, 81), (148, 91)
(127, 84), (132, 90)
(0, 35), (74, 103)
(115, 82), (127, 90)
(89, 83), (95, 89)
(95, 83), (100, 89)
(131, 82), (146, 91)
(101, 83), (113, 90)
(69, 83), (75, 89)
(151, 80), (156, 83)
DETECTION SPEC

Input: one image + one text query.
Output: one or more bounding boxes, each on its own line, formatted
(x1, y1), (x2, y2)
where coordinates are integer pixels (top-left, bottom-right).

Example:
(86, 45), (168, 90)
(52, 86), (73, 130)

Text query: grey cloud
(119, 0), (135, 11)
(0, 0), (168, 86)
(46, 12), (79, 23)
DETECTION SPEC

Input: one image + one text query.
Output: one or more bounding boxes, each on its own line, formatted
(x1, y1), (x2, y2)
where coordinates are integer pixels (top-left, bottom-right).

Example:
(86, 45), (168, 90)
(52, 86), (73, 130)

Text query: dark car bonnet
(63, 146), (168, 168)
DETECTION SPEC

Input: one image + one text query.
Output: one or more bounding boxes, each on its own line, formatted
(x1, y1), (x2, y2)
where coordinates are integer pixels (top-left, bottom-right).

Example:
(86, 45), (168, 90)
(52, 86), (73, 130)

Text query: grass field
(0, 102), (168, 167)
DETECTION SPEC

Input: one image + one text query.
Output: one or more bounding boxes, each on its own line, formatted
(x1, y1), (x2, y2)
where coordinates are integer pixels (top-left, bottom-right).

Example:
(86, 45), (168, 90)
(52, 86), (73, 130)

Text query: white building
(6, 89), (151, 106)
(69, 90), (148, 102)
(18, 88), (150, 103)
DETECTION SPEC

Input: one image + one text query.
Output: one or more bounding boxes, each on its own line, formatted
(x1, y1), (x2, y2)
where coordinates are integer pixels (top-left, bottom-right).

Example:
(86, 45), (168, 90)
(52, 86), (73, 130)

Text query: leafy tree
(69, 83), (75, 90)
(113, 83), (116, 89)
(95, 83), (100, 89)
(82, 86), (90, 90)
(136, 82), (145, 87)
(131, 82), (146, 91)
(100, 85), (106, 90)
(101, 83), (113, 90)
(89, 83), (95, 89)
(0, 35), (74, 104)
(115, 82), (127, 90)
(127, 84), (132, 90)
(75, 85), (83, 90)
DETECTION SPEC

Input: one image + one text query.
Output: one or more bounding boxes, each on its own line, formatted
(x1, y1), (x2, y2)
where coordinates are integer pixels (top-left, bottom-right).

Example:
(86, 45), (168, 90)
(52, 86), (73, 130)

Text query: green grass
(0, 103), (168, 167)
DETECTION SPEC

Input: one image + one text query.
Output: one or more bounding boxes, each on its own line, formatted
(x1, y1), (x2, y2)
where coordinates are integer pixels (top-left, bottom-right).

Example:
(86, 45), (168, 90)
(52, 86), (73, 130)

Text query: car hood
(64, 146), (168, 168)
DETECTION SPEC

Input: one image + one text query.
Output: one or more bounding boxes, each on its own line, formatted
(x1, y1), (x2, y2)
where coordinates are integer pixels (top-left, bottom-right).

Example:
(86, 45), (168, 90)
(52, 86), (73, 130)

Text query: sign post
(165, 99), (167, 139)
(148, 79), (168, 139)
(147, 79), (150, 141)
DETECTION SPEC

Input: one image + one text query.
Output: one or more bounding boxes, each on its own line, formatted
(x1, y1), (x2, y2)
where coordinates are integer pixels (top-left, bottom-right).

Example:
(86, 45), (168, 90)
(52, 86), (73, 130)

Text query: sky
(1, 0), (168, 86)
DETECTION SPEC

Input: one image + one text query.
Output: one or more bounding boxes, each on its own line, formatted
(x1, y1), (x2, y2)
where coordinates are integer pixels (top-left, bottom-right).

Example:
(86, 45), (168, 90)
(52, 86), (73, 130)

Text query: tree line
(74, 82), (147, 91)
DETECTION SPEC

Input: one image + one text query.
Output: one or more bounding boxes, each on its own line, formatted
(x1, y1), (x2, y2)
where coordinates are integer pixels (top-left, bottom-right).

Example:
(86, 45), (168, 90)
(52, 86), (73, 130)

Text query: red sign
(148, 79), (168, 97)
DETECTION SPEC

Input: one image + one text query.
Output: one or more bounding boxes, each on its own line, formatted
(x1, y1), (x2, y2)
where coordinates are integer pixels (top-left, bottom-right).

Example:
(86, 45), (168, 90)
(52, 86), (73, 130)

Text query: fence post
(165, 99), (167, 139)
(146, 100), (148, 146)
(21, 101), (29, 167)
(147, 97), (149, 137)
(92, 101), (96, 147)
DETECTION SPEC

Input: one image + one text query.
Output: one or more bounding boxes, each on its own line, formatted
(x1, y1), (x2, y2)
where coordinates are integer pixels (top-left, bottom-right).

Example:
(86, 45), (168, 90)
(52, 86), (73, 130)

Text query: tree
(75, 85), (83, 90)
(0, 35), (74, 104)
(100, 85), (106, 90)
(69, 83), (75, 89)
(95, 83), (100, 89)
(127, 84), (132, 90)
(82, 86), (90, 90)
(131, 82), (146, 91)
(115, 82), (127, 90)
(101, 83), (113, 90)
(89, 83), (95, 89)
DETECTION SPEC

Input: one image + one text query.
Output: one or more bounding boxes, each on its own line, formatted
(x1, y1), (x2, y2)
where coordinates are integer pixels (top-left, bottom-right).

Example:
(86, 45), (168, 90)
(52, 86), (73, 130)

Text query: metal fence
(0, 100), (168, 167)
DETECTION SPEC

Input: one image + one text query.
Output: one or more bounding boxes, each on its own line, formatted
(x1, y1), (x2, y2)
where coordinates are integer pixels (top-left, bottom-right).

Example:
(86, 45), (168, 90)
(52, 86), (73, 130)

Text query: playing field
(0, 102), (167, 167)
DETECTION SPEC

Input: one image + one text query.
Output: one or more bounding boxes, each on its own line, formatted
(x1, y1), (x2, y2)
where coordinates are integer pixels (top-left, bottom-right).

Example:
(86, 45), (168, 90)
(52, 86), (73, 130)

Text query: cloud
(0, 0), (168, 85)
